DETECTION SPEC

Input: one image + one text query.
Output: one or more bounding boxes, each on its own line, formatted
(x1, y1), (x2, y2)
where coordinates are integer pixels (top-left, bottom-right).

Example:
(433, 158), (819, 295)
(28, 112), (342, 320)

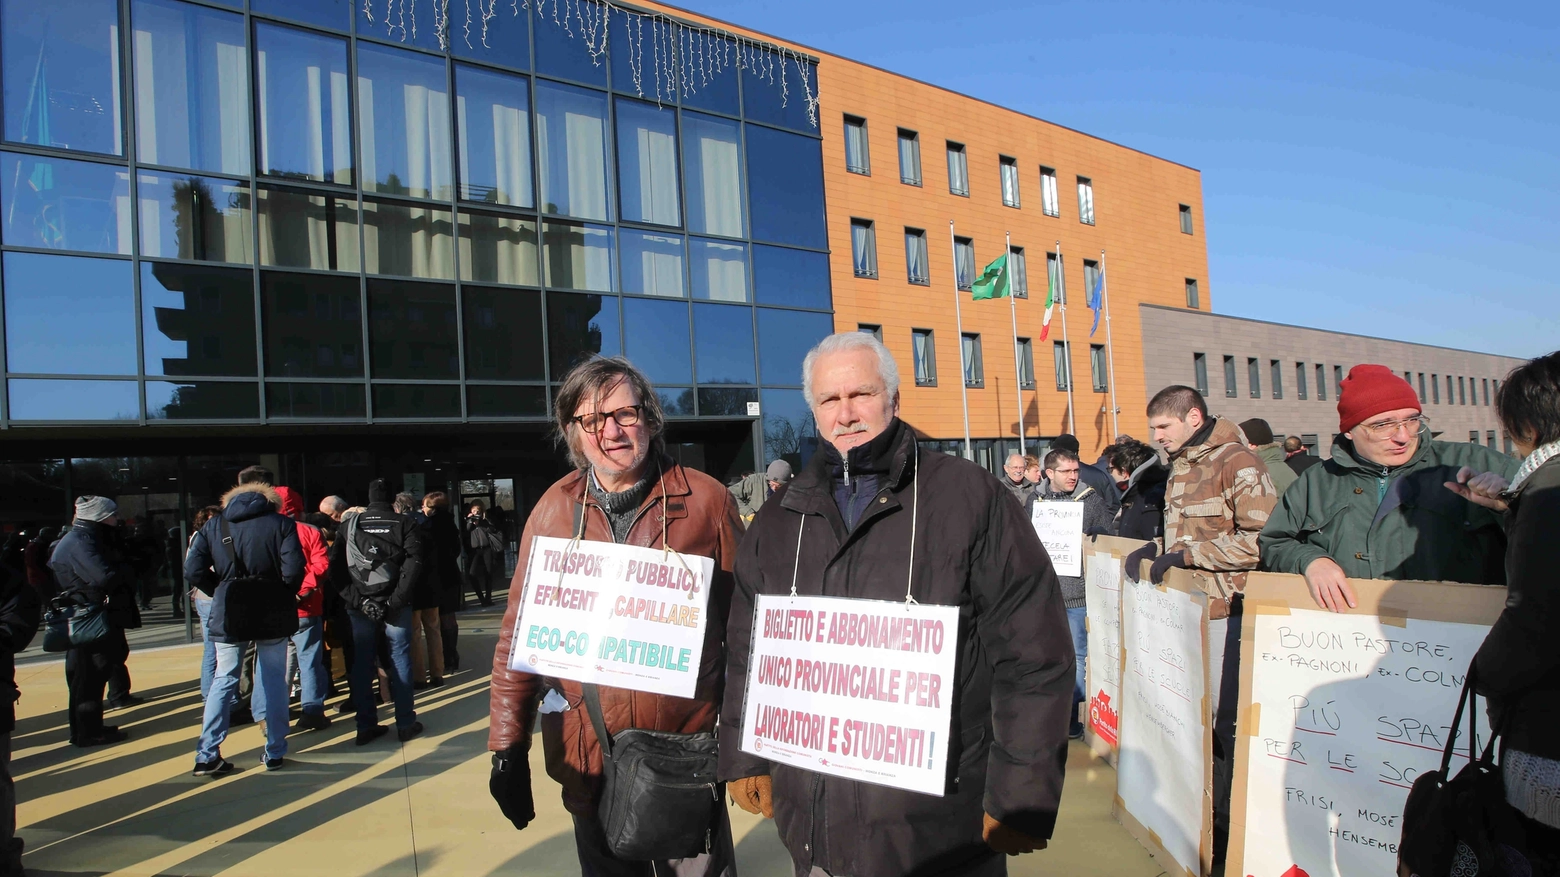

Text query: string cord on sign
(786, 449), (920, 607)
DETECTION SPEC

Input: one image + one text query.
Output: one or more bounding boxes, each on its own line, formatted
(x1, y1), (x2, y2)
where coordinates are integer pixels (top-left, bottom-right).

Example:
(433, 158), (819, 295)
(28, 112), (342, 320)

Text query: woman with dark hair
(1448, 350), (1560, 860)
(1108, 439), (1168, 542)
(417, 491), (463, 682)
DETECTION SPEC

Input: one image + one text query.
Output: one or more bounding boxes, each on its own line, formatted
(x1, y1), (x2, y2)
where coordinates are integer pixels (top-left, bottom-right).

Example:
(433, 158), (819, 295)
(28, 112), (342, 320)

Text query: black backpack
(218, 516), (299, 642)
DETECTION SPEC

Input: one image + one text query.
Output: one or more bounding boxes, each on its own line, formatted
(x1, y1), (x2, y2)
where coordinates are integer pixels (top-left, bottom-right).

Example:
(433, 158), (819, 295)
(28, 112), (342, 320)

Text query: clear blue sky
(680, 0), (1559, 359)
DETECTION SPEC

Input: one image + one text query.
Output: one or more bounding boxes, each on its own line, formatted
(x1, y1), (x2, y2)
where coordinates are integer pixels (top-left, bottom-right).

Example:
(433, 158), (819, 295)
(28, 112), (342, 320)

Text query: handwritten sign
(1031, 501), (1085, 577)
(1083, 536), (1149, 763)
(739, 594), (960, 796)
(1117, 569), (1210, 877)
(506, 535), (714, 698)
(1229, 575), (1505, 877)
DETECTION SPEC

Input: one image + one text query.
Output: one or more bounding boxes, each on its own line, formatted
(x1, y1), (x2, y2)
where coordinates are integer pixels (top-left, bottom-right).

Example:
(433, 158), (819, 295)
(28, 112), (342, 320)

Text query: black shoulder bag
(1397, 662), (1529, 877)
(220, 517), (300, 642)
(581, 683), (721, 861)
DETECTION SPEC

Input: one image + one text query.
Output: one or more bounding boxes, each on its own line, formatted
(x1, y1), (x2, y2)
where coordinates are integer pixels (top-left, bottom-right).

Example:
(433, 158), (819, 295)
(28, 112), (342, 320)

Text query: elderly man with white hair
(719, 332), (1076, 877)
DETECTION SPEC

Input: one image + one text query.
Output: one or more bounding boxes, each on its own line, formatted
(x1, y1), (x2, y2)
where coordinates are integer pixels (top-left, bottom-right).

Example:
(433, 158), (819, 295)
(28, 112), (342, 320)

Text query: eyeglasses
(1359, 414), (1428, 439)
(572, 405), (643, 434)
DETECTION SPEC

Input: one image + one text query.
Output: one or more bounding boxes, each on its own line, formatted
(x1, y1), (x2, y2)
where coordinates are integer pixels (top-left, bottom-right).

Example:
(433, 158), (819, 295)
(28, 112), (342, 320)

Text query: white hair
(801, 331), (901, 407)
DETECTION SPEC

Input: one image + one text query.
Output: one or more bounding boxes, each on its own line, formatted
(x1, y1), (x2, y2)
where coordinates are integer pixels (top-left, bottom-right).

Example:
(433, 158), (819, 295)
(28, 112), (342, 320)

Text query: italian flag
(1039, 263), (1057, 340)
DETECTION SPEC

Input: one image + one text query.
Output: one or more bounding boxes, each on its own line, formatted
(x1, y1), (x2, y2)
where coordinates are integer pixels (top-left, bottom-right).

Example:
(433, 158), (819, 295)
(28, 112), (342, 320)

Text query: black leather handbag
(218, 517), (299, 642)
(41, 597), (112, 652)
(581, 683), (721, 861)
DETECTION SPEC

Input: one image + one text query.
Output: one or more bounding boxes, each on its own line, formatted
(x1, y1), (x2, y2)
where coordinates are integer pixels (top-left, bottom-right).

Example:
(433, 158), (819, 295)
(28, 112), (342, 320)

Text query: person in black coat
(1107, 439), (1169, 543)
(1052, 433), (1122, 515)
(420, 493), (464, 674)
(48, 497), (137, 747)
(1282, 435), (1322, 477)
(0, 561), (39, 874)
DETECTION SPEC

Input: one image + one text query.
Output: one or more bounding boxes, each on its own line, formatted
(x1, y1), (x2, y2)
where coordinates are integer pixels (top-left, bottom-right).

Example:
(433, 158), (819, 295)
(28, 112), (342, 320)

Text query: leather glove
(490, 748), (535, 830)
(1123, 543), (1159, 583)
(1149, 550), (1189, 585)
(983, 812), (1047, 855)
(729, 775), (774, 818)
(360, 599), (385, 622)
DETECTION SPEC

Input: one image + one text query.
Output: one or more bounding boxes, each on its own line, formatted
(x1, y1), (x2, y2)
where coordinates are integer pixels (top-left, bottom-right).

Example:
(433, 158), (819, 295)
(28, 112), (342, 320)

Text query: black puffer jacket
(48, 520), (138, 629)
(183, 484), (304, 643)
(720, 418), (1075, 877)
(0, 564), (41, 734)
(1111, 457), (1169, 542)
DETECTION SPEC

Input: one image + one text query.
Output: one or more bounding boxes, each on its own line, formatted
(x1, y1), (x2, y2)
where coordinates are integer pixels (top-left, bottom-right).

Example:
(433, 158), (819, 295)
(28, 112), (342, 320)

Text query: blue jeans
(1066, 607), (1088, 724)
(289, 615), (327, 716)
(193, 596), (216, 699)
(198, 638), (288, 764)
(348, 606), (416, 733)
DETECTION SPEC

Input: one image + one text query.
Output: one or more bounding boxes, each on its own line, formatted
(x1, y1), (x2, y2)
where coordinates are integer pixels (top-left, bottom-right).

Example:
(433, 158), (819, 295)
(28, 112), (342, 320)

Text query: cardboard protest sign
(739, 593), (960, 796)
(1116, 567), (1211, 877)
(506, 535), (715, 699)
(1228, 574), (1504, 877)
(1083, 535), (1150, 764)
(1031, 500), (1085, 577)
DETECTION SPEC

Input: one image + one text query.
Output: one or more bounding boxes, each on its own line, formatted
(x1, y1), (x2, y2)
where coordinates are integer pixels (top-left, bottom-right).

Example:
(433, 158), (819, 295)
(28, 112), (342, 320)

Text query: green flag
(971, 253), (1009, 300)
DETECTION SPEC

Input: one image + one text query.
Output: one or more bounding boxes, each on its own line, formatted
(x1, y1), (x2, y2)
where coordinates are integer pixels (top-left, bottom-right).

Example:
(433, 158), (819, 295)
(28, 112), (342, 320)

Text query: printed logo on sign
(1089, 690), (1119, 746)
(527, 654), (538, 667)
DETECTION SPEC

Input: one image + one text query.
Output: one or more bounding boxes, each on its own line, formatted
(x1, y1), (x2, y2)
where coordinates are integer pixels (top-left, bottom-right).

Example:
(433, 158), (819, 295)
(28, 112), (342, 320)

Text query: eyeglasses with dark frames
(572, 405), (644, 434)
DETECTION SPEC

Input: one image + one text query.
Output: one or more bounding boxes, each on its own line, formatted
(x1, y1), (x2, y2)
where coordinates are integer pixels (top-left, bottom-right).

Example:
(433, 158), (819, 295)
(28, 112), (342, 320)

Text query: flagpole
(950, 221), (972, 459)
(1057, 241), (1077, 435)
(1101, 249), (1121, 438)
(1006, 233), (1025, 455)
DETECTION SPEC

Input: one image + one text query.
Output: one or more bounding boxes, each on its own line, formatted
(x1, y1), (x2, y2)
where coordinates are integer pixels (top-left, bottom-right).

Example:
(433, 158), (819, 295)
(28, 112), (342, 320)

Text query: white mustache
(831, 423), (870, 438)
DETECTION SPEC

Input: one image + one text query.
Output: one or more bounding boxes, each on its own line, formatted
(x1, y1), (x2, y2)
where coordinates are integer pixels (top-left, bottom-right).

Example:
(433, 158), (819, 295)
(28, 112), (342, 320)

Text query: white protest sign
(1230, 575), (1503, 877)
(740, 594), (960, 796)
(1083, 536), (1146, 761)
(1117, 570), (1209, 877)
(1031, 501), (1085, 577)
(507, 535), (714, 699)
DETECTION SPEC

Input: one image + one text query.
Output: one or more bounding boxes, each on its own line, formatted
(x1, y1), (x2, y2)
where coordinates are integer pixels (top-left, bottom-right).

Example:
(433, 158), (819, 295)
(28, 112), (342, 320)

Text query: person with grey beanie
(49, 496), (137, 747)
(729, 459), (793, 523)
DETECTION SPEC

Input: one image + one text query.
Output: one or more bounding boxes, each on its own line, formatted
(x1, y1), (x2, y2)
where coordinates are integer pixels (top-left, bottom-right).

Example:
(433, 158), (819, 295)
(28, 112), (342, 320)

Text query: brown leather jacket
(488, 458), (743, 815)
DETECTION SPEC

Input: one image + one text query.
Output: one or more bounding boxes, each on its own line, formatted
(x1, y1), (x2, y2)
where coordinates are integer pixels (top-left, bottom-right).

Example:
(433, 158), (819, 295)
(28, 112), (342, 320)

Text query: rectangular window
(1458, 376), (1466, 405)
(1418, 372), (1427, 403)
(138, 173), (253, 264)
(898, 129), (921, 185)
(947, 142), (969, 196)
(1009, 246), (1028, 297)
(1083, 259), (1102, 306)
(858, 324), (882, 341)
(535, 81), (611, 221)
(1040, 166), (1060, 217)
(615, 98), (680, 226)
(357, 42), (454, 200)
(1248, 357), (1261, 398)
(4, 0), (124, 156)
(1091, 344), (1108, 392)
(456, 64), (535, 208)
(912, 329), (936, 386)
(904, 228), (930, 285)
(618, 230), (684, 297)
(1483, 378), (1490, 405)
(850, 219), (877, 278)
(1179, 204), (1193, 235)
(999, 156), (1021, 208)
(962, 334), (983, 388)
(1193, 353), (1209, 395)
(1046, 252), (1065, 304)
(1446, 374), (1454, 404)
(1302, 434), (1319, 454)
(255, 22), (352, 184)
(1432, 373), (1440, 404)
(1017, 338), (1036, 389)
(133, 0), (251, 175)
(1296, 362), (1308, 399)
(1316, 364), (1327, 401)
(257, 184), (361, 272)
(1224, 356), (1238, 398)
(1470, 431), (1480, 444)
(1271, 360), (1283, 399)
(1336, 366), (1345, 396)
(1054, 342), (1072, 391)
(954, 237), (975, 290)
(1077, 176), (1095, 225)
(689, 238), (748, 302)
(1487, 430), (1497, 447)
(844, 115), (870, 175)
(1185, 278), (1200, 309)
(683, 112), (744, 237)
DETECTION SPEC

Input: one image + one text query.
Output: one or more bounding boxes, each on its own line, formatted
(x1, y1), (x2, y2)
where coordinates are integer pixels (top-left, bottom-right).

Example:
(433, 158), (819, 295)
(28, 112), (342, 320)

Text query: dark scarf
(587, 466), (657, 544)
(819, 418), (908, 530)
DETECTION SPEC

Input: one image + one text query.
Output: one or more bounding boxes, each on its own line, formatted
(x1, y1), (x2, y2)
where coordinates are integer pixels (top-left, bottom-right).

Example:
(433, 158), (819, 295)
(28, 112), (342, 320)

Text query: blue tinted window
(682, 112), (743, 237)
(619, 230), (684, 298)
(358, 43), (453, 200)
(450, 2), (529, 69)
(146, 381), (259, 419)
(622, 298), (691, 385)
(4, 253), (136, 375)
(746, 126), (825, 249)
(741, 54), (817, 132)
(0, 153), (130, 253)
(690, 239), (747, 302)
(468, 384), (547, 418)
(753, 245), (830, 310)
(2, 0), (123, 155)
(693, 304), (754, 385)
(255, 23), (352, 184)
(757, 308), (831, 387)
(542, 221), (613, 291)
(131, 0), (250, 175)
(8, 379), (139, 421)
(141, 262), (257, 376)
(759, 388), (817, 466)
(679, 37), (740, 116)
(547, 292), (619, 377)
(535, 82), (610, 220)
(265, 382), (365, 418)
(697, 386), (755, 417)
(372, 383), (461, 417)
(260, 270), (363, 378)
(357, 3), (442, 52)
(616, 99), (680, 227)
(455, 65), (533, 208)
(367, 280), (459, 379)
(464, 286), (543, 381)
(253, 0), (350, 30)
(533, 1), (608, 85)
(659, 387), (695, 417)
(137, 173), (253, 263)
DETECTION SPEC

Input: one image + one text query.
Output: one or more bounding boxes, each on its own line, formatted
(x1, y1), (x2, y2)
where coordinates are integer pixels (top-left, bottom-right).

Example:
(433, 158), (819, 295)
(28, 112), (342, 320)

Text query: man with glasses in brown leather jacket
(487, 356), (744, 876)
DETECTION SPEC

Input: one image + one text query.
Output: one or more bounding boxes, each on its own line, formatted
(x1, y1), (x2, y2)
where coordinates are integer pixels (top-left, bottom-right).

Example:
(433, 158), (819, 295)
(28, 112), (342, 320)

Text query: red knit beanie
(1337, 364), (1421, 434)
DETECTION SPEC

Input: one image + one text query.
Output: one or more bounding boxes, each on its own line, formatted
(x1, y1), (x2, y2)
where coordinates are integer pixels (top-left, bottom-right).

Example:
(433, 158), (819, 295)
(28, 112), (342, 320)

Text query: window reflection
(542, 220), (613, 291)
(141, 262), (256, 376)
(742, 53), (818, 133)
(658, 387), (695, 417)
(677, 37), (740, 115)
(137, 173), (252, 263)
(547, 292), (619, 376)
(257, 184), (360, 271)
(260, 270), (362, 377)
(252, 0), (351, 31)
(622, 298), (691, 385)
(0, 152), (130, 254)
(757, 308), (832, 387)
(255, 23), (352, 184)
(368, 279), (458, 380)
(760, 388), (818, 467)
(363, 198), (454, 279)
(146, 381), (258, 419)
(533, 1), (608, 85)
(747, 126), (826, 249)
(468, 384), (547, 418)
(682, 112), (743, 238)
(462, 286), (543, 381)
(697, 386), (756, 416)
(357, 43), (452, 200)
(619, 231), (684, 298)
(459, 211), (538, 286)
(3, 252), (136, 375)
(449, 3), (529, 68)
(265, 381), (365, 417)
(2, 0), (124, 155)
(690, 238), (748, 302)
(753, 245), (830, 310)
(131, 0), (250, 175)
(693, 303), (755, 384)
(616, 99), (679, 226)
(372, 383), (460, 418)
(8, 379), (139, 421)
(535, 82), (610, 220)
(455, 65), (533, 208)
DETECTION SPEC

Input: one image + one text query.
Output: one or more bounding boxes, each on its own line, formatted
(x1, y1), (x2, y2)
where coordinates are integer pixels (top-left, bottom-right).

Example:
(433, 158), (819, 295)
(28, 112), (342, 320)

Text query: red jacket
(275, 487), (329, 618)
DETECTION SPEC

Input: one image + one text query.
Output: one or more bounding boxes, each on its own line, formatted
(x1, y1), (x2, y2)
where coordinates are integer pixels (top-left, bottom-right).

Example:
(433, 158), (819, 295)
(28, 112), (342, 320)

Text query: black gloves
(1123, 543), (1158, 583)
(490, 748), (535, 830)
(1149, 550), (1189, 585)
(360, 599), (385, 622)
